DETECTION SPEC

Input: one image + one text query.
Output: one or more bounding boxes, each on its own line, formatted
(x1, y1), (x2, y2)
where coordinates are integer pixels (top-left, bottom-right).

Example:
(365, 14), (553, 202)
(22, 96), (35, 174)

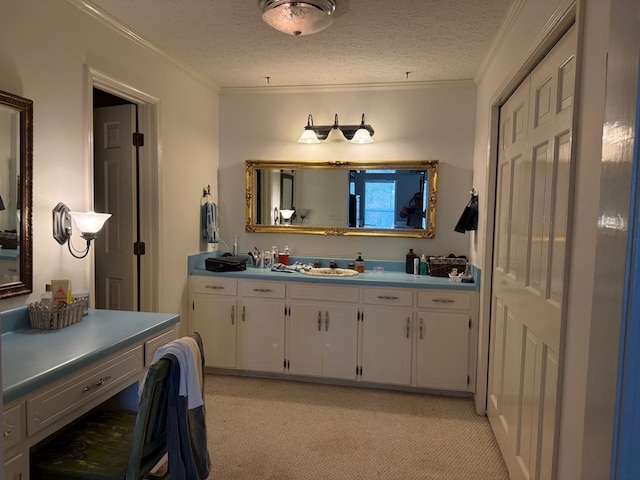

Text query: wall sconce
(52, 202), (111, 259)
(280, 209), (296, 225)
(297, 114), (374, 144)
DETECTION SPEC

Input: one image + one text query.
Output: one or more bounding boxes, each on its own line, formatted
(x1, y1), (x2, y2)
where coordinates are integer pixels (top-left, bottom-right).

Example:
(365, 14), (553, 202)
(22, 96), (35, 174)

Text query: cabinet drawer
(240, 281), (286, 299)
(2, 403), (23, 451)
(145, 328), (176, 365)
(417, 291), (471, 310)
(191, 276), (237, 295)
(27, 345), (143, 436)
(362, 288), (413, 307)
(288, 283), (359, 303)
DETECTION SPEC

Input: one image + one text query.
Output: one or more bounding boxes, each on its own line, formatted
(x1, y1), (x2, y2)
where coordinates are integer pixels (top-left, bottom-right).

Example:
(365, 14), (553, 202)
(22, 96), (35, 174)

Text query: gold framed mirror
(0, 90), (33, 299)
(245, 160), (438, 238)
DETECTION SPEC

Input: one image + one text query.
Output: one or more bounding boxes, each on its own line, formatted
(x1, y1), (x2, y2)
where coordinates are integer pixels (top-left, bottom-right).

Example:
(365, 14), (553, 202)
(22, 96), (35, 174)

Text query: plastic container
(419, 255), (428, 275)
(279, 245), (290, 265)
(405, 249), (418, 274)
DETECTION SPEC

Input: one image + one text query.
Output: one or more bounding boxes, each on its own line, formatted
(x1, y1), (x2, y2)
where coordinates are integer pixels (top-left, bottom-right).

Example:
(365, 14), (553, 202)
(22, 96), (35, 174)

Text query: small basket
(28, 299), (85, 330)
(428, 257), (468, 277)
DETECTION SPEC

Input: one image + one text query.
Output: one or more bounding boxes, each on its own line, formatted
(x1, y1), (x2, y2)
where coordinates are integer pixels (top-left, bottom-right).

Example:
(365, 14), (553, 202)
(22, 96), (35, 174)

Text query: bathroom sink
(299, 267), (359, 277)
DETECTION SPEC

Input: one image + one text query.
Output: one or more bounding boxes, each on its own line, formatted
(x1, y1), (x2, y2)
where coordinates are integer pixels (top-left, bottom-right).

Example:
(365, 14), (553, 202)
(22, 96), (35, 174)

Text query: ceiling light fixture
(259, 0), (336, 36)
(52, 202), (111, 259)
(297, 113), (374, 144)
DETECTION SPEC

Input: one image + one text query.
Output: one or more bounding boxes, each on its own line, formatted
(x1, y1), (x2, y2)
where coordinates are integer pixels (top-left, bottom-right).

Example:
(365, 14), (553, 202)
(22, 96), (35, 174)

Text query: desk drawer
(27, 345), (143, 436)
(145, 328), (176, 365)
(2, 403), (23, 451)
(417, 291), (471, 311)
(191, 276), (237, 295)
(240, 281), (286, 299)
(362, 288), (414, 307)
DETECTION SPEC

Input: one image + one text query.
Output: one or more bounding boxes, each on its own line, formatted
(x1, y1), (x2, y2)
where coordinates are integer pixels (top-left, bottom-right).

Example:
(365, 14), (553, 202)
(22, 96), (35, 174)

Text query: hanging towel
(201, 199), (219, 243)
(454, 193), (479, 233)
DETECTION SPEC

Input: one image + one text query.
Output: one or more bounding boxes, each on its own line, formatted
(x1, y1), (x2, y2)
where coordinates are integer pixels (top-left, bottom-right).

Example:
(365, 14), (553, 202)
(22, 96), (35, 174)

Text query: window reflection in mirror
(245, 160), (438, 238)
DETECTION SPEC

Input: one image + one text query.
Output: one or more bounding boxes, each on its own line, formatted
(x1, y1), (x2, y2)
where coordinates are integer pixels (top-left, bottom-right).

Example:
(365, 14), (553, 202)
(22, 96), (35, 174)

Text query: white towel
(143, 337), (204, 409)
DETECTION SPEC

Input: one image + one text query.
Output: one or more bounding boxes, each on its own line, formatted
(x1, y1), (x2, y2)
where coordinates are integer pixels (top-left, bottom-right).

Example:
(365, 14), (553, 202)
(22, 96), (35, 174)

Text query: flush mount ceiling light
(297, 113), (374, 144)
(259, 0), (336, 36)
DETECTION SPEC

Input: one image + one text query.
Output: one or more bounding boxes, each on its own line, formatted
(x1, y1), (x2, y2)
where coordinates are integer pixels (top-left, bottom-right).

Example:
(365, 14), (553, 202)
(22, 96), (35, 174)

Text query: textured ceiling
(85, 0), (513, 89)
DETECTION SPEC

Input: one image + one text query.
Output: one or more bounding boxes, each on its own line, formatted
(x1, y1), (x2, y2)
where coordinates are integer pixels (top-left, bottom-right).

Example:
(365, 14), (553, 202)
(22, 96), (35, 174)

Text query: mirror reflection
(0, 89), (33, 299)
(245, 160), (438, 238)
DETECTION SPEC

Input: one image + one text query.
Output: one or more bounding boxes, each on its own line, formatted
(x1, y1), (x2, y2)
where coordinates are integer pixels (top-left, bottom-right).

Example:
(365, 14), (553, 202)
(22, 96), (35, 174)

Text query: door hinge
(469, 318), (472, 328)
(132, 132), (144, 147)
(192, 301), (195, 310)
(356, 365), (362, 376)
(134, 241), (146, 256)
(467, 375), (470, 385)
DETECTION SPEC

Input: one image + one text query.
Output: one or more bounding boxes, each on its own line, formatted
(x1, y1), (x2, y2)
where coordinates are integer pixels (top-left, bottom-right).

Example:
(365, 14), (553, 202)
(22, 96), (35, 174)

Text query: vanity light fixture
(52, 202), (111, 259)
(259, 0), (336, 36)
(297, 113), (374, 144)
(280, 209), (296, 224)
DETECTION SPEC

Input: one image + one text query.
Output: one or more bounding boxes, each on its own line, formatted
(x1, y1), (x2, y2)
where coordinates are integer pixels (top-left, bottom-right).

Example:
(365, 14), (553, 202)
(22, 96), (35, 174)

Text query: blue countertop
(1, 307), (180, 404)
(188, 253), (479, 291)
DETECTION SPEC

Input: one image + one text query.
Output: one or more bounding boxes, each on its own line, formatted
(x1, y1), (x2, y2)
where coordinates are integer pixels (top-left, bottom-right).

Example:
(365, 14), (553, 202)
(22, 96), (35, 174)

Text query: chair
(30, 332), (205, 480)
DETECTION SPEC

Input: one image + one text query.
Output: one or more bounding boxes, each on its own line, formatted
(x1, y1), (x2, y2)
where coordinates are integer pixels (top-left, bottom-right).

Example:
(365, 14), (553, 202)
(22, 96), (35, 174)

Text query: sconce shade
(326, 126), (348, 142)
(350, 113), (374, 144)
(297, 114), (321, 143)
(69, 211), (112, 240)
(280, 209), (295, 220)
(260, 0), (336, 36)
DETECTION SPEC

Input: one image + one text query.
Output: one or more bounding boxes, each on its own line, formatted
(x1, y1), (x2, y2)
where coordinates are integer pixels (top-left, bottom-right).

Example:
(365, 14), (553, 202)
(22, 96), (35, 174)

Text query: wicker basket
(428, 257), (468, 277)
(28, 299), (85, 330)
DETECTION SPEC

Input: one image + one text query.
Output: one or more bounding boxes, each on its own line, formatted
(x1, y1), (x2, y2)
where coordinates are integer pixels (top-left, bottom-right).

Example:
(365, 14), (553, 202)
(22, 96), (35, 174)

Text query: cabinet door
(361, 307), (413, 385)
(237, 299), (285, 373)
(288, 302), (324, 377)
(416, 312), (469, 390)
(191, 295), (237, 368)
(4, 452), (27, 480)
(322, 305), (358, 380)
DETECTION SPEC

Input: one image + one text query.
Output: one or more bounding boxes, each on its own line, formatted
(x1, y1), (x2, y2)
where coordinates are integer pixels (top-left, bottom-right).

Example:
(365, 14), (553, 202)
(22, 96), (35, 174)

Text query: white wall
(473, 0), (613, 478)
(219, 84), (476, 262)
(0, 0), (219, 325)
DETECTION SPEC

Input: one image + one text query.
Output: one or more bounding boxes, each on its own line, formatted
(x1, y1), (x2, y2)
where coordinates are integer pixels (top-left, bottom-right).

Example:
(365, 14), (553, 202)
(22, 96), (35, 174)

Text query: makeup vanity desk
(1, 307), (179, 480)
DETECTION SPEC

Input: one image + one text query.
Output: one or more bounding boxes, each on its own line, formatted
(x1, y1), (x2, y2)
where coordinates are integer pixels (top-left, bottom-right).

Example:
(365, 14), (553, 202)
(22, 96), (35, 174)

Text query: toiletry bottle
(279, 245), (290, 265)
(233, 235), (238, 256)
(414, 256), (420, 275)
(406, 249), (418, 274)
(355, 252), (365, 273)
(271, 245), (278, 265)
(419, 254), (427, 275)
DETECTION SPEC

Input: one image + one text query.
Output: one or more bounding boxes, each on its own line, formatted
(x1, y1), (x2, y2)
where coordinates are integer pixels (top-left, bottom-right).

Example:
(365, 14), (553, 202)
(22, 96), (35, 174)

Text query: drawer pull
(82, 375), (112, 392)
(253, 288), (274, 293)
(432, 298), (455, 303)
(377, 295), (399, 300)
(242, 306), (246, 322)
(318, 311), (322, 331)
(419, 318), (424, 339)
(3, 428), (12, 437)
(406, 317), (411, 338)
(325, 311), (329, 331)
(231, 305), (235, 325)
(205, 285), (225, 290)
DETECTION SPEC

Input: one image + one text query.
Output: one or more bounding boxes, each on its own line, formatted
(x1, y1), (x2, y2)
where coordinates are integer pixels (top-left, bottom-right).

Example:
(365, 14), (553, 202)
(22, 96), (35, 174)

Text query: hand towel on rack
(201, 199), (219, 244)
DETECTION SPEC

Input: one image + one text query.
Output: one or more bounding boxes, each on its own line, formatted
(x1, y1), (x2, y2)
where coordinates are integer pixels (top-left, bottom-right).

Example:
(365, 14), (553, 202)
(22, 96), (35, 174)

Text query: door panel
(94, 105), (136, 311)
(488, 25), (576, 480)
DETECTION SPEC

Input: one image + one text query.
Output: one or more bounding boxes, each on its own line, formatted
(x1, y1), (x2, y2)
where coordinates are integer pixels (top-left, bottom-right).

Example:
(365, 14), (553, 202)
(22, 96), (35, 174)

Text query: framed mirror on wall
(0, 89), (33, 299)
(245, 160), (438, 238)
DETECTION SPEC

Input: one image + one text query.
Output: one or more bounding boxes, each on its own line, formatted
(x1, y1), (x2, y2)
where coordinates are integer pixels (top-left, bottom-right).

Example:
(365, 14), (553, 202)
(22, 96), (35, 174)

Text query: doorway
(88, 68), (160, 313)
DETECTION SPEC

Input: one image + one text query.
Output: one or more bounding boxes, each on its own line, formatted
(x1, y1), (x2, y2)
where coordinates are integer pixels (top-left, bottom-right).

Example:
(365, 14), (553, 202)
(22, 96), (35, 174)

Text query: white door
(487, 25), (576, 480)
(94, 105), (137, 310)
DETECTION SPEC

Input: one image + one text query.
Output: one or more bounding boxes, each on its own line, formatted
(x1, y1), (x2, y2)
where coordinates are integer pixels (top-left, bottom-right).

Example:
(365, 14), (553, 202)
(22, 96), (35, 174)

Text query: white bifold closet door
(487, 24), (577, 480)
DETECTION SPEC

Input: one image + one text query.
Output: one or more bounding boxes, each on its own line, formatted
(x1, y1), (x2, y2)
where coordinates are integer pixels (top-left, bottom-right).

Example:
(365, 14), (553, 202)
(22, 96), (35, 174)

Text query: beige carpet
(204, 374), (509, 480)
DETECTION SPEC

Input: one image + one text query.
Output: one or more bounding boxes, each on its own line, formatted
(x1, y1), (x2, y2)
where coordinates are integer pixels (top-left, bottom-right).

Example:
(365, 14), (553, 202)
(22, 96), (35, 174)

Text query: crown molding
(220, 79), (476, 95)
(66, 0), (221, 92)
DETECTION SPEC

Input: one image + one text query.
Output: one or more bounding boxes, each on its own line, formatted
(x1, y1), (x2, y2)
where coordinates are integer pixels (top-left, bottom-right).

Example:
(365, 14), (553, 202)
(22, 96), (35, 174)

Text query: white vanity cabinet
(189, 276), (238, 368)
(236, 280), (286, 373)
(287, 284), (359, 380)
(416, 290), (475, 391)
(360, 288), (414, 386)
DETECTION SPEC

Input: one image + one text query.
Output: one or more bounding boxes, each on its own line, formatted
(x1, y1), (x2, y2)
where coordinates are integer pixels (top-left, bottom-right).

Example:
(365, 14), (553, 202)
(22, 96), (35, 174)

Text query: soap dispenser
(355, 252), (365, 273)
